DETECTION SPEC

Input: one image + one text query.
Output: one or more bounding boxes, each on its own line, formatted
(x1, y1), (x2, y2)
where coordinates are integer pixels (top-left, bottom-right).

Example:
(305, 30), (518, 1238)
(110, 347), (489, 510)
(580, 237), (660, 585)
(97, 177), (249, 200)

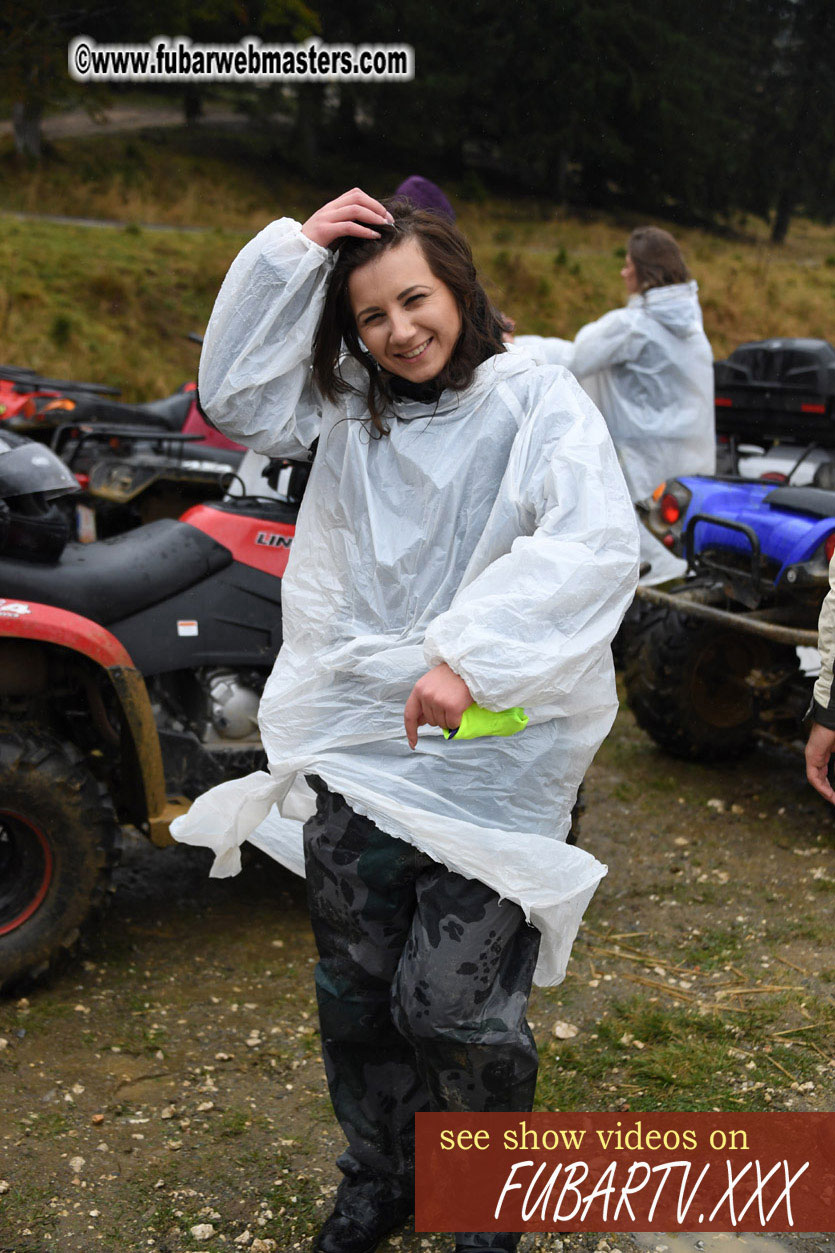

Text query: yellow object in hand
(443, 704), (528, 741)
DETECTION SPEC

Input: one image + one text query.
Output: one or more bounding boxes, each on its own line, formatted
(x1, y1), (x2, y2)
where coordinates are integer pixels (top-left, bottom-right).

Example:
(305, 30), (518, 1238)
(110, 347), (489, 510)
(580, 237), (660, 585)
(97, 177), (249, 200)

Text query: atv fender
(0, 600), (170, 835)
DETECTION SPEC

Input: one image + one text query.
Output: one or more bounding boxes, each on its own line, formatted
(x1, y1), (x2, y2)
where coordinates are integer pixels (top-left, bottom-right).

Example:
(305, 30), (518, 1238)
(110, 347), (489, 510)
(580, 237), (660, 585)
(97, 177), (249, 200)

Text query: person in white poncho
(172, 188), (639, 1253)
(516, 226), (715, 585)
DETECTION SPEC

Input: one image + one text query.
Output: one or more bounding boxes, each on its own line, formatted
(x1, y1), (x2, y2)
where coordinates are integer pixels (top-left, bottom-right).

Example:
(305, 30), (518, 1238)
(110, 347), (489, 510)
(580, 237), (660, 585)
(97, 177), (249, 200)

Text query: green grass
(533, 998), (824, 1113)
(16, 1108), (72, 1137)
(214, 1107), (250, 1138)
(0, 215), (233, 400)
(0, 1181), (57, 1240)
(681, 927), (746, 969)
(2, 118), (835, 403)
(262, 1156), (333, 1241)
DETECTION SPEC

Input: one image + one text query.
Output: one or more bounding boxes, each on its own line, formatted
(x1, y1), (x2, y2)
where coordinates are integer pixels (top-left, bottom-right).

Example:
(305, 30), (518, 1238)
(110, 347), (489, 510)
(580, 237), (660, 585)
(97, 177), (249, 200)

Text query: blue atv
(624, 474), (830, 759)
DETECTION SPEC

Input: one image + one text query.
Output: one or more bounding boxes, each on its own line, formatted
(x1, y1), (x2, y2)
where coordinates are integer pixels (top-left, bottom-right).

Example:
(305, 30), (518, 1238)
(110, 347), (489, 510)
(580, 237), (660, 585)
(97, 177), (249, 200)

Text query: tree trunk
(770, 185), (795, 245)
(550, 147), (570, 203)
(335, 86), (362, 147)
(12, 99), (43, 160)
(768, 0), (832, 244)
(294, 83), (323, 177)
(183, 87), (202, 127)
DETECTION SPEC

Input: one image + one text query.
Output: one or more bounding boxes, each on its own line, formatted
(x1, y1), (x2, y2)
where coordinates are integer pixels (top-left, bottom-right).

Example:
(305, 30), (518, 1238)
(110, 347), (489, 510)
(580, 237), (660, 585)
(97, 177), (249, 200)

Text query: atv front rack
(634, 584), (819, 647)
(684, 512), (764, 595)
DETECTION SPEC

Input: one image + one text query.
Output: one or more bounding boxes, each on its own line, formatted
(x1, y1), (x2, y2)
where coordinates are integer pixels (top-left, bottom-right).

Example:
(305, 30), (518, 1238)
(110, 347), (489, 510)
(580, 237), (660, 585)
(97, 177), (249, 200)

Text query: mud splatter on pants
(303, 778), (541, 1250)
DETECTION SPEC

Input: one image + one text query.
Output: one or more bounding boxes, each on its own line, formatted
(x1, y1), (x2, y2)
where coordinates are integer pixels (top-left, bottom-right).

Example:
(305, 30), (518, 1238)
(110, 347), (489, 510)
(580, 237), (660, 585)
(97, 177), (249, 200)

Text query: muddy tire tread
(0, 726), (119, 993)
(621, 585), (791, 761)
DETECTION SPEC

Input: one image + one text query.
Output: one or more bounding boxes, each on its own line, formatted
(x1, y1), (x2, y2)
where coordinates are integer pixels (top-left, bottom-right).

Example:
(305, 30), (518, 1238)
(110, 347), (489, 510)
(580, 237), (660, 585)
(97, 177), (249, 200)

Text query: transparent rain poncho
(517, 282), (715, 584)
(170, 219), (640, 985)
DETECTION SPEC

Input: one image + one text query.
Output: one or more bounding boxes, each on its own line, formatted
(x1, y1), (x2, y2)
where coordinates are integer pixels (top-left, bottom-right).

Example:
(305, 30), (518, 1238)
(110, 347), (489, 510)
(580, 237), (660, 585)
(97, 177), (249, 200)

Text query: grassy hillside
(2, 123), (834, 400)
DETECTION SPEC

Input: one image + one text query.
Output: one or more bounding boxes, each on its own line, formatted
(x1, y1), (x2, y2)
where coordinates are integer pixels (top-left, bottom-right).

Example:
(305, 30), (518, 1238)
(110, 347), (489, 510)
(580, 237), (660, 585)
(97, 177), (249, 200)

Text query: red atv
(2, 361), (249, 539)
(0, 431), (303, 991)
(0, 363), (122, 427)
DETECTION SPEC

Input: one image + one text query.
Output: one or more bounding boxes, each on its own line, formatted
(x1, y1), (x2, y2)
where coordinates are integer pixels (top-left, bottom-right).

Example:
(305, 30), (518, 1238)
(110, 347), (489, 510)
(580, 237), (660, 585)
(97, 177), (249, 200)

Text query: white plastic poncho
(170, 219), (640, 986)
(516, 282), (715, 584)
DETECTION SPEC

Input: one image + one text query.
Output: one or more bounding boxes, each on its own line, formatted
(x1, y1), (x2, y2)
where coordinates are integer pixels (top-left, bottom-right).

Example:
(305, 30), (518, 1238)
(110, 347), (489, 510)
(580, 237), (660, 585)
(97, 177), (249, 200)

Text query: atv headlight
(639, 480), (692, 551)
(781, 530), (835, 590)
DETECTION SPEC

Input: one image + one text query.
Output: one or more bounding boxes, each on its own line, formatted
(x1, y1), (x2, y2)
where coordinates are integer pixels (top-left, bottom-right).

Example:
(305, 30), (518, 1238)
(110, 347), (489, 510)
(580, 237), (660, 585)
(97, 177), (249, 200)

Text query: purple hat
(393, 176), (455, 221)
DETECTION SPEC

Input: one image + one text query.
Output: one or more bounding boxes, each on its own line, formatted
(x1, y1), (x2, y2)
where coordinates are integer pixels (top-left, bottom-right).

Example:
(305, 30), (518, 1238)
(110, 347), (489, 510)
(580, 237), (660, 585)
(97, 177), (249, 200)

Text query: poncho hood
(629, 280), (704, 339)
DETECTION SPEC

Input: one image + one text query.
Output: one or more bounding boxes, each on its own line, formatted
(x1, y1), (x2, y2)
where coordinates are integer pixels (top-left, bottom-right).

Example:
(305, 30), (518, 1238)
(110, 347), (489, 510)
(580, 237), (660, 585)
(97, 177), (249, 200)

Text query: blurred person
(516, 226), (715, 583)
(805, 558), (835, 804)
(393, 174), (456, 220)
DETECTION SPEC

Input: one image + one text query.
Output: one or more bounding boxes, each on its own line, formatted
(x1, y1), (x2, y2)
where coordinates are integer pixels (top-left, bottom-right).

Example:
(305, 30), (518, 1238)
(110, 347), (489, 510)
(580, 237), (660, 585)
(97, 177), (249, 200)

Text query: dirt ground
(1, 698), (833, 1253)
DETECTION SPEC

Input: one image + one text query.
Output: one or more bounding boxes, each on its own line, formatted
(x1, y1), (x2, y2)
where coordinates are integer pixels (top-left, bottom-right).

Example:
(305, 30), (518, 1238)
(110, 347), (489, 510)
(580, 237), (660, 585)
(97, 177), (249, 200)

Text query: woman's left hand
(404, 663), (473, 749)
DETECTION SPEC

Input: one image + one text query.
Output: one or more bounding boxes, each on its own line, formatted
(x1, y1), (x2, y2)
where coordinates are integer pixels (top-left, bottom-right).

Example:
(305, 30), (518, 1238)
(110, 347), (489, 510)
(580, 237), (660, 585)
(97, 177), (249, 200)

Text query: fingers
(422, 699), (449, 733)
(301, 214), (380, 248)
(301, 191), (394, 248)
(327, 206), (388, 244)
(804, 723), (835, 805)
(405, 690), (453, 749)
(404, 665), (473, 748)
(805, 746), (835, 804)
(806, 763), (835, 805)
(333, 221), (385, 242)
(404, 689), (422, 751)
(329, 203), (390, 227)
(332, 187), (392, 220)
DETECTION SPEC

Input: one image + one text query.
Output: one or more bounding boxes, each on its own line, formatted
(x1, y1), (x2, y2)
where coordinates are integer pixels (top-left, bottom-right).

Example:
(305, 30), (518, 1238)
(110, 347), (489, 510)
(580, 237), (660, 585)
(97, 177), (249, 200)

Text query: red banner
(415, 1112), (835, 1232)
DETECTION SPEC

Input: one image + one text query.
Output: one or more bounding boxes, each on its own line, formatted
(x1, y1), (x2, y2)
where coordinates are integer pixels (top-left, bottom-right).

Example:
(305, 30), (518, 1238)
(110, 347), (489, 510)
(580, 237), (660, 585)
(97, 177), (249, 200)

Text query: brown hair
(312, 198), (506, 436)
(627, 226), (691, 292)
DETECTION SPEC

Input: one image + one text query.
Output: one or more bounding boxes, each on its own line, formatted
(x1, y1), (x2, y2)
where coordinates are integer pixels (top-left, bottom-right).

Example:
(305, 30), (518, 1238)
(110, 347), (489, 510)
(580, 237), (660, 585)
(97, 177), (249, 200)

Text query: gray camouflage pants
(303, 778), (541, 1249)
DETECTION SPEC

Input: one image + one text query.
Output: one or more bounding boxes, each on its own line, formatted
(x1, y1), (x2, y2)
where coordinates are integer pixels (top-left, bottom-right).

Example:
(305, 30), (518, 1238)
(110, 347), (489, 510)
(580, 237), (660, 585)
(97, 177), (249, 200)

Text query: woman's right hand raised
(301, 188), (393, 249)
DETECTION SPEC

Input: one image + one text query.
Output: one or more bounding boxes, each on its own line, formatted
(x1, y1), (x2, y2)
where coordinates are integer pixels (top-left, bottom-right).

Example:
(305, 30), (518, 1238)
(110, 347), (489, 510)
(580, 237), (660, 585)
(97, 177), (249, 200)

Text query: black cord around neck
(387, 374), (444, 404)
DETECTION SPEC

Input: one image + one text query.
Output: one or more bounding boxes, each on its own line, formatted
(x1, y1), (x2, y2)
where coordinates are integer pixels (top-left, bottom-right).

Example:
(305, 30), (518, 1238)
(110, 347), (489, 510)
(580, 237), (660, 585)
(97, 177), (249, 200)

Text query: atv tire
(612, 594), (658, 671)
(0, 729), (118, 992)
(624, 598), (796, 762)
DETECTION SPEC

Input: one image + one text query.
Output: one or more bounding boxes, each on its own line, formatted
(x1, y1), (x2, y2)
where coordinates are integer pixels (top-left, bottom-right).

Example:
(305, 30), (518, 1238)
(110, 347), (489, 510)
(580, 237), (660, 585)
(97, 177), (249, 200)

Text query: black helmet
(0, 431), (80, 500)
(0, 432), (79, 563)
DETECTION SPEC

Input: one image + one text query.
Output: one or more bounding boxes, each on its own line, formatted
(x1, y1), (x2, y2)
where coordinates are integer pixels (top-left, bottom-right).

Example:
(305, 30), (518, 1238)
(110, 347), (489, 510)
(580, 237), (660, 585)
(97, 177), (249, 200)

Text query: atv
(714, 336), (835, 487)
(623, 473), (828, 760)
(620, 335), (835, 762)
(0, 431), (302, 991)
(0, 363), (122, 427)
(55, 420), (244, 540)
(2, 361), (246, 539)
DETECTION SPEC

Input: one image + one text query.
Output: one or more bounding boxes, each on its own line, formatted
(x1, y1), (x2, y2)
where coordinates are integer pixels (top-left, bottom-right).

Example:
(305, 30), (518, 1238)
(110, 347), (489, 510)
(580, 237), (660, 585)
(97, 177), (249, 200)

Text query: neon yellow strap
(442, 703), (528, 741)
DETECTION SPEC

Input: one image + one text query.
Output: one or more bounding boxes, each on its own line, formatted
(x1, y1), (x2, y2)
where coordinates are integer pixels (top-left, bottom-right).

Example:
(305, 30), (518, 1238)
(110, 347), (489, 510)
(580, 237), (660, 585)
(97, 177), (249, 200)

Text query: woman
(173, 189), (639, 1253)
(516, 226), (715, 583)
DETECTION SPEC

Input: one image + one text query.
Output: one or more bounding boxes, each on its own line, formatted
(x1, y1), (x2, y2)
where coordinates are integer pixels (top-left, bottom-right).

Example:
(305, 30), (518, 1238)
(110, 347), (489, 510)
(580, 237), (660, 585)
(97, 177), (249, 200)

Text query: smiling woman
(309, 194), (507, 435)
(172, 186), (639, 1253)
(349, 240), (462, 382)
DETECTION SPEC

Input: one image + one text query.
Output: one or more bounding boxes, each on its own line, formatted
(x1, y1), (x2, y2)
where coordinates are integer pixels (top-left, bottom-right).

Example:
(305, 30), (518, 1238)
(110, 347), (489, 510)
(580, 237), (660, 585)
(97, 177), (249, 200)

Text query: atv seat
(67, 393), (193, 431)
(764, 485), (835, 519)
(0, 520), (232, 626)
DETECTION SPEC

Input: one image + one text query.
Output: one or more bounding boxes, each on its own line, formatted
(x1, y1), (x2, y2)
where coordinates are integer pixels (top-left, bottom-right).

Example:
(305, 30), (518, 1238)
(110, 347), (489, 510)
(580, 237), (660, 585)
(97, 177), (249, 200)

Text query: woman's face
(621, 253), (641, 295)
(348, 238), (463, 382)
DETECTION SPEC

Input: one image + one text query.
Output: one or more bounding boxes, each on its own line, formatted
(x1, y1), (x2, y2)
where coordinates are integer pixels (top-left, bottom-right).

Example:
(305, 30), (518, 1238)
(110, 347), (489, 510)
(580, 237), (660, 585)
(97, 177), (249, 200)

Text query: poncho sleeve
(197, 218), (334, 458)
(513, 335), (575, 368)
(517, 309), (642, 380)
(422, 370), (640, 712)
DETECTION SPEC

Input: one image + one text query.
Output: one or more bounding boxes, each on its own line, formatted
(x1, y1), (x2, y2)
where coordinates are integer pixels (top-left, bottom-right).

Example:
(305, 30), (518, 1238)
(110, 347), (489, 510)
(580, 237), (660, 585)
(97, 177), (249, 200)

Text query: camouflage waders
(303, 777), (541, 1249)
